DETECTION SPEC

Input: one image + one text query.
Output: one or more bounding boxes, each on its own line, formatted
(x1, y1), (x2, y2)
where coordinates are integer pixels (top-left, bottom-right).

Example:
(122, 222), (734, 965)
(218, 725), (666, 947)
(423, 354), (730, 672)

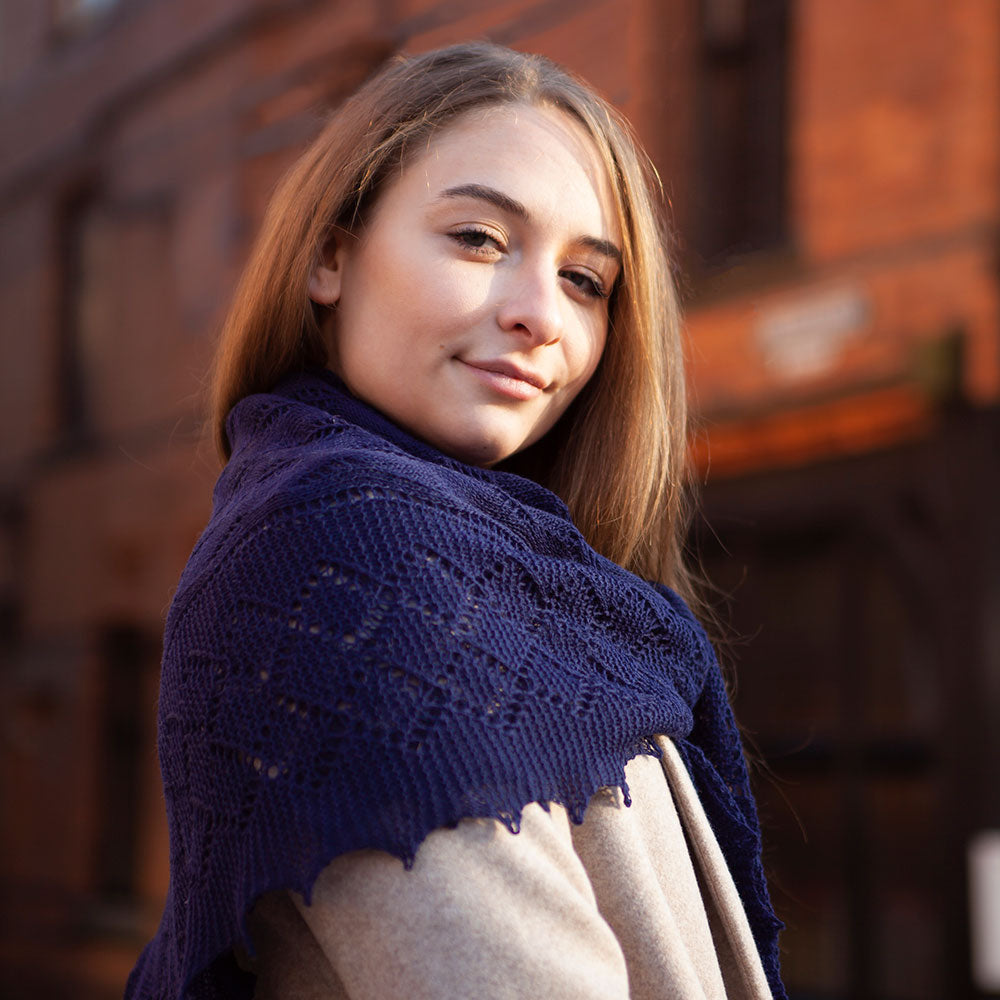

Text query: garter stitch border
(125, 368), (785, 999)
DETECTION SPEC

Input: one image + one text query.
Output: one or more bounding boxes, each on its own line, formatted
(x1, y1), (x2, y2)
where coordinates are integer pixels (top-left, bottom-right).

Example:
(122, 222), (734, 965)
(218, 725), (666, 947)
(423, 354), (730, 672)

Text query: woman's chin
(443, 436), (517, 468)
(407, 410), (534, 468)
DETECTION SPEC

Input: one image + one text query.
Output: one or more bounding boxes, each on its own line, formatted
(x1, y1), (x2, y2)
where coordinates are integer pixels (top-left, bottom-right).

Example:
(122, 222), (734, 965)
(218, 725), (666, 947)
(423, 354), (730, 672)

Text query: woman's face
(309, 102), (622, 466)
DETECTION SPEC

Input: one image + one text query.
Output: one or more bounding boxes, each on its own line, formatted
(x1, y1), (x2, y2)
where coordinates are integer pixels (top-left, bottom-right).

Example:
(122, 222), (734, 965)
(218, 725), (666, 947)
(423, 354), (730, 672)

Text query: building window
(93, 624), (151, 901)
(692, 0), (790, 267)
(54, 184), (102, 444)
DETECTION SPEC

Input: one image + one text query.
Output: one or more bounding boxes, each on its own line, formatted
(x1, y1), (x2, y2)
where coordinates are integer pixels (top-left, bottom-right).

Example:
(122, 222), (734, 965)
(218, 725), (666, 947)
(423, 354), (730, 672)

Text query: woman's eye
(561, 269), (607, 300)
(451, 228), (504, 254)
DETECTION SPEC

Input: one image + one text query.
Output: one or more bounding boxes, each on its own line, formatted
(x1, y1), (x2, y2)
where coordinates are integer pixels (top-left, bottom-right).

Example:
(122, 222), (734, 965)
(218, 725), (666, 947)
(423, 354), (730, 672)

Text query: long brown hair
(212, 42), (693, 598)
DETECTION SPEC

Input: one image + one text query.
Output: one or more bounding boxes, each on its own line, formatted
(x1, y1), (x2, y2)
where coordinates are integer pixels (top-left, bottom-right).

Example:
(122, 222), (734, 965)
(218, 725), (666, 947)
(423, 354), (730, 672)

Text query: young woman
(125, 42), (785, 1000)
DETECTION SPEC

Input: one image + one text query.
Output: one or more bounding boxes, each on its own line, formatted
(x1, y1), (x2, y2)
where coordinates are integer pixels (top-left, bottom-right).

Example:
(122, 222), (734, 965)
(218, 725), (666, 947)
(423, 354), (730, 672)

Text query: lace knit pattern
(125, 370), (785, 999)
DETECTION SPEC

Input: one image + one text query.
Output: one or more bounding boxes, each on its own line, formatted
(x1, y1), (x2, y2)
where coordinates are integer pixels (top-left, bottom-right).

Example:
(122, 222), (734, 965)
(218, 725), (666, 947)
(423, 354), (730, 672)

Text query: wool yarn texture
(125, 368), (785, 999)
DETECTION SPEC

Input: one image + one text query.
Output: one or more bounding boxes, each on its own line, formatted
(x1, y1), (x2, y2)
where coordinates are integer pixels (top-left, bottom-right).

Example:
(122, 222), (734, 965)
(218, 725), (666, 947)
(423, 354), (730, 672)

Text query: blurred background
(1, 0), (998, 997)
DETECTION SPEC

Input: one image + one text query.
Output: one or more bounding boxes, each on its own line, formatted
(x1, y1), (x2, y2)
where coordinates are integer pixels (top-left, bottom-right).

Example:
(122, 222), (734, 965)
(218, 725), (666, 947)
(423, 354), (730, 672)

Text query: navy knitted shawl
(126, 369), (785, 999)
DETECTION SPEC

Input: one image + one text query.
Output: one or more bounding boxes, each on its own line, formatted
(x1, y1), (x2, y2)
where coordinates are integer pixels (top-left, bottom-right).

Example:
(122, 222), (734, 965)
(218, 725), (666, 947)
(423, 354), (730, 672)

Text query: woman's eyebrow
(438, 183), (622, 266)
(578, 235), (622, 267)
(439, 183), (529, 221)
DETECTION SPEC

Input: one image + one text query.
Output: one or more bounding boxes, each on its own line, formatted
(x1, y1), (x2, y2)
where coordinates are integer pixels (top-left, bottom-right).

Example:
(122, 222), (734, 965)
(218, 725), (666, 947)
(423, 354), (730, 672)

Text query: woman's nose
(495, 262), (564, 346)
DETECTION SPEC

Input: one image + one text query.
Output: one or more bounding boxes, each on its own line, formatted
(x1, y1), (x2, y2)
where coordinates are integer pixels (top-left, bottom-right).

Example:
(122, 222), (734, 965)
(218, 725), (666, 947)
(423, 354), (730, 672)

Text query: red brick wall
(688, 0), (1000, 475)
(1, 0), (998, 994)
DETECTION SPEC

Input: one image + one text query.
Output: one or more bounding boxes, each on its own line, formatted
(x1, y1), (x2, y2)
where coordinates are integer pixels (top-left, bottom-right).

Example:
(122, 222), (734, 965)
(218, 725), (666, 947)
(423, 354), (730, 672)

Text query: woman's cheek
(431, 257), (497, 315)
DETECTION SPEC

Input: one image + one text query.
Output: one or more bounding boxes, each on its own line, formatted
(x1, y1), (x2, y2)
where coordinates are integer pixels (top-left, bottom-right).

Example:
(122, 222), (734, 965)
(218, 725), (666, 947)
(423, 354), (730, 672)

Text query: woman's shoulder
(212, 396), (477, 553)
(173, 394), (507, 624)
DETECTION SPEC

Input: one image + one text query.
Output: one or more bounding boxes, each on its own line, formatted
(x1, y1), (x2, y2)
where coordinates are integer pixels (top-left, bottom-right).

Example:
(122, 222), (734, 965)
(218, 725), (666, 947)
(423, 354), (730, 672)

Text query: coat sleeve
(246, 799), (631, 1000)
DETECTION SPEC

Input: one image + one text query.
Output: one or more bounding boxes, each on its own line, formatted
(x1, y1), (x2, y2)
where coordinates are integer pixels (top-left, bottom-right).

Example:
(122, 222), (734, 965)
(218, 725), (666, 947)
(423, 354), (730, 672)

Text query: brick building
(0, 1), (997, 997)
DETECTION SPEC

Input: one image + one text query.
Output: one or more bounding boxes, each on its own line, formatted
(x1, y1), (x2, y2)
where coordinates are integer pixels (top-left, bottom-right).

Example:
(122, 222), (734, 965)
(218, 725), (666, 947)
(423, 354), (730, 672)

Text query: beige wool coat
(240, 736), (774, 1000)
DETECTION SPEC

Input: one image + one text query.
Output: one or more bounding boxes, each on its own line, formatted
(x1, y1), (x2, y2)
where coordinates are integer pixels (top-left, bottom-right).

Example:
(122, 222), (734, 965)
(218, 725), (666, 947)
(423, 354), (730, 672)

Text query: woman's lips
(457, 358), (547, 400)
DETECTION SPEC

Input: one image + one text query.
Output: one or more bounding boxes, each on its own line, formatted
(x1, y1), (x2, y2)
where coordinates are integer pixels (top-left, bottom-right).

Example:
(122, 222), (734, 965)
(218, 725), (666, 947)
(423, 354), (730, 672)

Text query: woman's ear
(308, 236), (349, 306)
